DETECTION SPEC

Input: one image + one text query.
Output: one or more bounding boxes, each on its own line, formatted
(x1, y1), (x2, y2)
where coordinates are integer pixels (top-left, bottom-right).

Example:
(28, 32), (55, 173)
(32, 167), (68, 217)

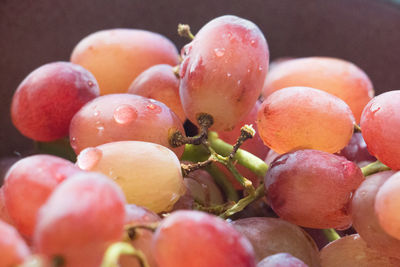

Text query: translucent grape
(257, 253), (308, 267)
(320, 234), (400, 266)
(265, 149), (364, 229)
(153, 210), (256, 267)
(11, 62), (99, 141)
(375, 171), (400, 240)
(179, 15), (269, 131)
(120, 204), (161, 267)
(69, 93), (185, 157)
(360, 90), (400, 169)
(128, 64), (185, 122)
(76, 141), (185, 213)
(350, 170), (400, 259)
(71, 29), (179, 95)
(3, 155), (81, 239)
(0, 220), (31, 266)
(257, 86), (355, 154)
(262, 57), (374, 122)
(231, 217), (320, 266)
(33, 172), (126, 267)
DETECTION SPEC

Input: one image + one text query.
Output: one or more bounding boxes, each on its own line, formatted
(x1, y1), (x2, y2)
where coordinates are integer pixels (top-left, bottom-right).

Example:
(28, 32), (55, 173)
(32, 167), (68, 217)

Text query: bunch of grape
(1, 14), (400, 267)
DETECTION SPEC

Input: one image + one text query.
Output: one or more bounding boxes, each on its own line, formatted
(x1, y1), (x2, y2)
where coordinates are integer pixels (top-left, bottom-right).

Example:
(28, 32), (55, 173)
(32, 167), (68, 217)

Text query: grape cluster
(1, 14), (400, 267)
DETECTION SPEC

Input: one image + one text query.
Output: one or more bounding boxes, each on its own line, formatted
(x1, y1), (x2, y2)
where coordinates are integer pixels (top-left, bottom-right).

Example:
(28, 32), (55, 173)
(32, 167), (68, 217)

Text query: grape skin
(71, 29), (179, 95)
(33, 172), (126, 267)
(128, 64), (185, 122)
(152, 210), (256, 267)
(360, 90), (400, 170)
(69, 94), (185, 157)
(320, 234), (400, 266)
(0, 220), (31, 266)
(232, 217), (320, 267)
(179, 15), (269, 131)
(257, 86), (355, 154)
(76, 141), (185, 213)
(11, 62), (99, 141)
(265, 149), (364, 229)
(261, 57), (374, 123)
(257, 253), (308, 267)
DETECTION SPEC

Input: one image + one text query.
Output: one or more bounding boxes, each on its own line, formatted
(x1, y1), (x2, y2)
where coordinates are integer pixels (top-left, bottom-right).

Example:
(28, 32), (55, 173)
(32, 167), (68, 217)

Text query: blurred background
(1, 0), (400, 157)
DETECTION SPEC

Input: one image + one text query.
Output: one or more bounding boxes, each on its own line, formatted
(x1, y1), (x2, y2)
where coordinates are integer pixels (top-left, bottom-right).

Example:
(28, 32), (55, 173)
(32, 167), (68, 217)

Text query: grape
(3, 155), (82, 239)
(257, 86), (355, 154)
(336, 132), (376, 167)
(33, 172), (126, 267)
(217, 100), (270, 188)
(261, 57), (374, 122)
(231, 217), (320, 267)
(120, 204), (161, 267)
(152, 210), (256, 267)
(360, 90), (400, 169)
(320, 234), (400, 266)
(257, 253), (308, 267)
(69, 93), (185, 157)
(71, 29), (179, 95)
(128, 64), (185, 122)
(18, 255), (51, 267)
(265, 149), (364, 229)
(375, 171), (400, 240)
(264, 149), (280, 166)
(350, 170), (400, 259)
(76, 141), (185, 213)
(179, 15), (269, 131)
(11, 62), (99, 141)
(0, 187), (12, 224)
(0, 220), (31, 266)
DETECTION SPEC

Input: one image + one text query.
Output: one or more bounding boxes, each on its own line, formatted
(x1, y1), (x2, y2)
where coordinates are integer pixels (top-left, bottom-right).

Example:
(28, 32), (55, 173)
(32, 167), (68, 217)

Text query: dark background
(1, 0), (400, 157)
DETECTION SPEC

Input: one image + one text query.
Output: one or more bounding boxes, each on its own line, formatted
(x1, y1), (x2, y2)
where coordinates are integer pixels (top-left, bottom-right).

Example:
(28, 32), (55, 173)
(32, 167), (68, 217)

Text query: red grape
(179, 15), (269, 130)
(71, 29), (179, 95)
(0, 219), (31, 266)
(360, 90), (400, 169)
(257, 253), (308, 267)
(265, 149), (364, 229)
(11, 62), (99, 141)
(336, 132), (376, 167)
(152, 210), (256, 267)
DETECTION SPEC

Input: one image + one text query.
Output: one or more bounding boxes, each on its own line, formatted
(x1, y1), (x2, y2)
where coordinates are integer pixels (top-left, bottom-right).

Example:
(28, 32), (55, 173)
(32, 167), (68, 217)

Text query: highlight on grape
(2, 13), (400, 267)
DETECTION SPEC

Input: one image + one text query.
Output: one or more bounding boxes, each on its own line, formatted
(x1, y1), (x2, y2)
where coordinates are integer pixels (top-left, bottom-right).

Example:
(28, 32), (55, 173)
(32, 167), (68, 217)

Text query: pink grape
(3, 155), (81, 239)
(11, 62), (99, 141)
(360, 90), (400, 169)
(76, 141), (185, 213)
(153, 210), (256, 267)
(320, 234), (400, 266)
(33, 172), (126, 267)
(257, 253), (308, 267)
(257, 86), (355, 154)
(71, 29), (179, 95)
(120, 204), (161, 267)
(0, 219), (31, 266)
(69, 93), (185, 157)
(336, 132), (376, 167)
(128, 64), (185, 122)
(265, 149), (364, 229)
(261, 57), (374, 122)
(179, 15), (269, 131)
(375, 171), (400, 240)
(232, 217), (320, 266)
(0, 187), (13, 225)
(350, 170), (400, 259)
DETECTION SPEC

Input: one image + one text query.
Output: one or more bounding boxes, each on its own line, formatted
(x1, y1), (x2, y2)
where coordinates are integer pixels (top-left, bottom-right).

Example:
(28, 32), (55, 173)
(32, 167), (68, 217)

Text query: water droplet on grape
(77, 147), (103, 170)
(93, 111), (99, 117)
(113, 104), (138, 124)
(227, 73), (232, 77)
(214, 48), (225, 57)
(250, 39), (256, 47)
(258, 66), (263, 71)
(87, 81), (94, 87)
(370, 102), (381, 113)
(146, 103), (162, 113)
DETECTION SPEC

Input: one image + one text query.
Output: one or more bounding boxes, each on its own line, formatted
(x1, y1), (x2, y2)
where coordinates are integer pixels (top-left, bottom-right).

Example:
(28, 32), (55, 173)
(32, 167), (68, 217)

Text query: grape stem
(101, 242), (149, 267)
(177, 24), (195, 40)
(353, 124), (362, 133)
(322, 228), (341, 242)
(170, 113), (213, 147)
(125, 222), (160, 240)
(361, 160), (390, 177)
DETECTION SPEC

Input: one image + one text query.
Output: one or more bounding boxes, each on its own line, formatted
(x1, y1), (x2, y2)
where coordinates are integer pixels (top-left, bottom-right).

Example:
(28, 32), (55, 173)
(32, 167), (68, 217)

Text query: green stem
(101, 242), (149, 267)
(361, 160), (391, 177)
(208, 132), (268, 177)
(322, 229), (340, 242)
(219, 184), (265, 219)
(182, 144), (239, 202)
